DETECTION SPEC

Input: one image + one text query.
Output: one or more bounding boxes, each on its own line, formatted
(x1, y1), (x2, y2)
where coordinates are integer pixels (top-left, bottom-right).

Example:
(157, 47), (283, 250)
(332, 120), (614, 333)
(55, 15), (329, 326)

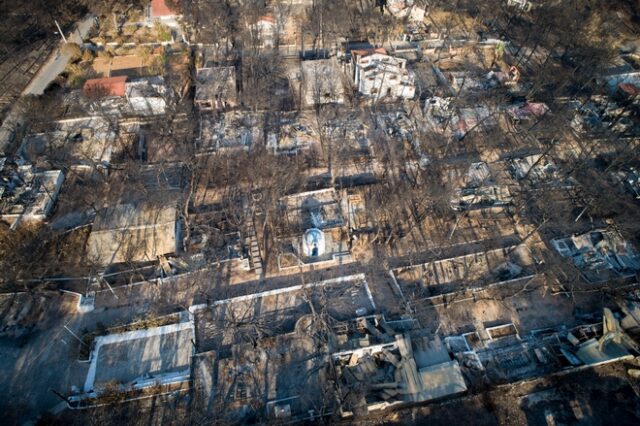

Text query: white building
(353, 49), (415, 101)
(251, 15), (279, 48)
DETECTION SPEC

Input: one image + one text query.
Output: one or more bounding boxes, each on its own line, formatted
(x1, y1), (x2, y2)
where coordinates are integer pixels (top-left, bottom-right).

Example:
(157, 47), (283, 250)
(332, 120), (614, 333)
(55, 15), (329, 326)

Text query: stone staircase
(243, 197), (263, 279)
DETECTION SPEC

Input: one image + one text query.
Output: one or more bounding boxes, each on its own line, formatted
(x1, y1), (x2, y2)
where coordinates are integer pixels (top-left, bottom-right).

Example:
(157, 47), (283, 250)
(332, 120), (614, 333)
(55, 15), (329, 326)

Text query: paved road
(0, 15), (95, 154)
(23, 16), (96, 95)
(0, 290), (162, 424)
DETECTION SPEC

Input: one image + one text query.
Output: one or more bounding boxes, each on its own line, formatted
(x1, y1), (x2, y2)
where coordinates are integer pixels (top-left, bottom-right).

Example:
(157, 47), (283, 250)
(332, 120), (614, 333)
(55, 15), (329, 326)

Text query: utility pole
(54, 20), (68, 44)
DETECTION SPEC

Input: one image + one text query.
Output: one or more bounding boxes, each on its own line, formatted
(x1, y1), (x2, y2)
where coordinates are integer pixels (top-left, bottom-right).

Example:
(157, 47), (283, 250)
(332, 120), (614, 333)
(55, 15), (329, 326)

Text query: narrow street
(0, 15), (95, 153)
(23, 15), (96, 95)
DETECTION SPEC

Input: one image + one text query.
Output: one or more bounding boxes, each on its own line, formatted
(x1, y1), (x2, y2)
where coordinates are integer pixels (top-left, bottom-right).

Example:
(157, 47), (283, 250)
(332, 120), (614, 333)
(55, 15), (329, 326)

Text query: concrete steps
(243, 202), (263, 279)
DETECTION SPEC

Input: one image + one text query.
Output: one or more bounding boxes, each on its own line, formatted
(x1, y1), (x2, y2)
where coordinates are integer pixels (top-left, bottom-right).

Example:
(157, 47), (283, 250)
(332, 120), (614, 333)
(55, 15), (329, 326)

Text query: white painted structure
(83, 320), (194, 394)
(303, 228), (326, 257)
(125, 77), (168, 116)
(354, 51), (415, 100)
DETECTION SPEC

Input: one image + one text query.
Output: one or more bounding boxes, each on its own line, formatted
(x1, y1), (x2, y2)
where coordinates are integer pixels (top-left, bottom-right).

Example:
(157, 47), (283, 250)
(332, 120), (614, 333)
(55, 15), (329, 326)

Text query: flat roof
(84, 321), (194, 393)
(87, 203), (177, 265)
(418, 360), (468, 400)
(20, 116), (118, 165)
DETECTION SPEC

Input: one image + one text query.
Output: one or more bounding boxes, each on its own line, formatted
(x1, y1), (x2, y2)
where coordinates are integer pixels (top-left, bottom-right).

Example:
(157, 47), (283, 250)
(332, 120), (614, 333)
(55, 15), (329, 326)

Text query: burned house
(0, 159), (64, 227)
(446, 71), (486, 94)
(451, 106), (497, 140)
(87, 203), (180, 266)
(390, 244), (537, 302)
(568, 96), (637, 137)
(212, 331), (330, 422)
(334, 334), (467, 417)
(125, 77), (168, 115)
(611, 166), (640, 199)
(266, 113), (319, 155)
(423, 98), (498, 139)
(442, 307), (639, 385)
(193, 275), (377, 422)
(450, 162), (512, 211)
(20, 116), (126, 168)
(508, 102), (549, 123)
(322, 112), (378, 186)
(296, 59), (346, 108)
(423, 96), (454, 134)
(196, 112), (261, 152)
(193, 274), (376, 352)
(85, 76), (169, 116)
(194, 66), (237, 112)
(507, 153), (575, 189)
(551, 229), (640, 283)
